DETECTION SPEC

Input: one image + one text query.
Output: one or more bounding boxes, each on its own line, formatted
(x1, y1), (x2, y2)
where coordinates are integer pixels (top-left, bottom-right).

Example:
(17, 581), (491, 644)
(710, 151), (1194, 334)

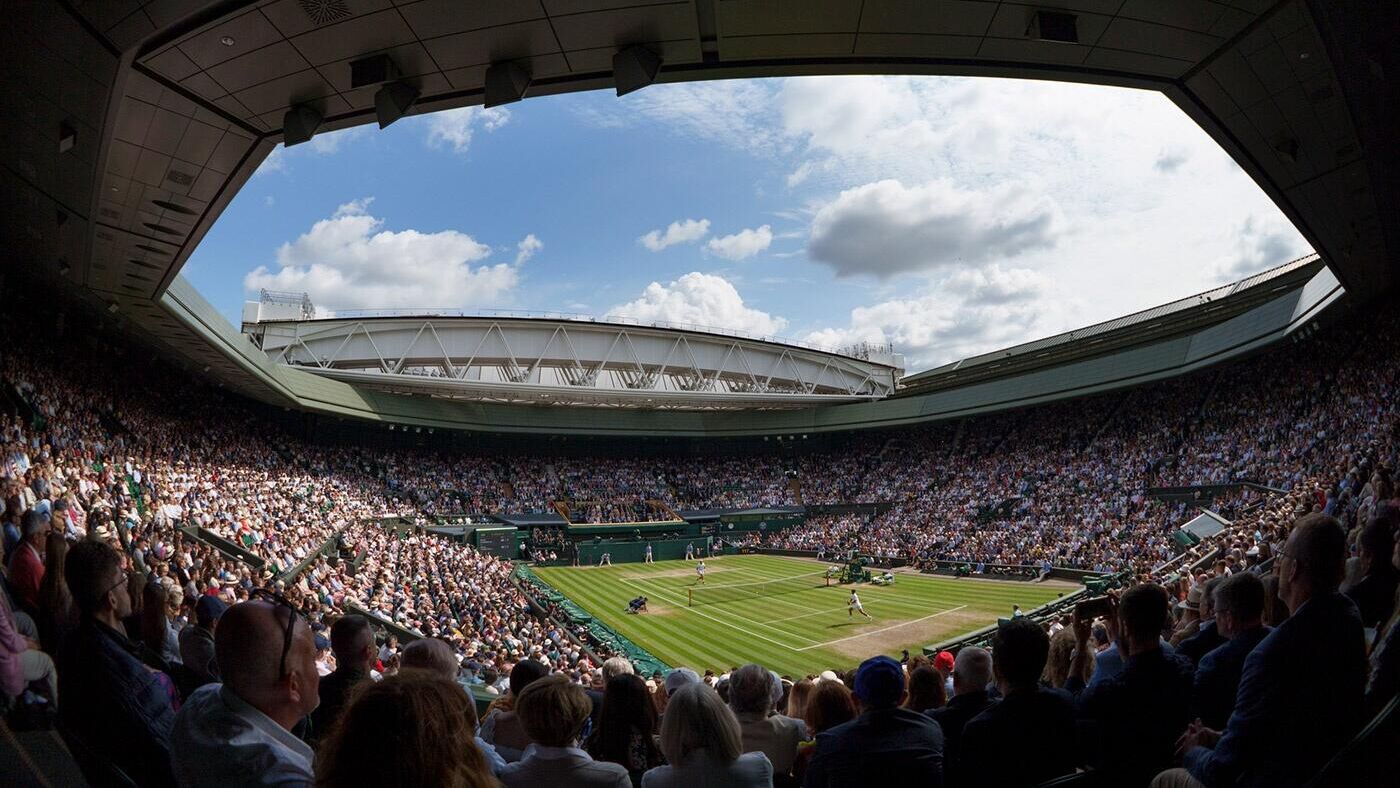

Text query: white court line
(619, 576), (819, 651)
(796, 605), (969, 651)
(757, 605), (852, 624)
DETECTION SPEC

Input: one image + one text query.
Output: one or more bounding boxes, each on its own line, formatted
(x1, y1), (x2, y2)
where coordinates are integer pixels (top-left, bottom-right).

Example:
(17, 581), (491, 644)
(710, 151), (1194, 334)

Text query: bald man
(172, 600), (320, 787)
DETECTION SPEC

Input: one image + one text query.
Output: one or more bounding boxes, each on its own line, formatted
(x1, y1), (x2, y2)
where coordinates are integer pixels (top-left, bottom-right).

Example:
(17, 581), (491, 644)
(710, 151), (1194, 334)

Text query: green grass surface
(533, 555), (1073, 676)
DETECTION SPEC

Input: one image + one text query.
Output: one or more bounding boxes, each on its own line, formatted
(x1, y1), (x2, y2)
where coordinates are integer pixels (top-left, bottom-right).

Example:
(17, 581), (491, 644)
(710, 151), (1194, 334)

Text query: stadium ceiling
(1, 1), (1394, 431)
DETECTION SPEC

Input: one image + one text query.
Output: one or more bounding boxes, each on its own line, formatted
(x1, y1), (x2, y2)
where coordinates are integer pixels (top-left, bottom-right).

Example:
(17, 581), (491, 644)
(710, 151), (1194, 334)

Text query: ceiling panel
(206, 40), (313, 94)
(288, 9), (419, 67)
(399, 0), (548, 40)
(859, 0), (998, 36)
(549, 4), (698, 52)
(176, 10), (285, 70)
(717, 0), (861, 36)
(420, 19), (562, 71)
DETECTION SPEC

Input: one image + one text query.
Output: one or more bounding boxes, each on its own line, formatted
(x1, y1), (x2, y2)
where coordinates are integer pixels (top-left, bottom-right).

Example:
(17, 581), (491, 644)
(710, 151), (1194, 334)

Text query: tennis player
(849, 590), (871, 619)
(695, 560), (706, 584)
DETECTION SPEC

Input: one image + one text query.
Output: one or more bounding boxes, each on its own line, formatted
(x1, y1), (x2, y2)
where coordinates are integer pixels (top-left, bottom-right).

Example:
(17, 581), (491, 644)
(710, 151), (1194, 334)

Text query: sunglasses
(251, 588), (303, 679)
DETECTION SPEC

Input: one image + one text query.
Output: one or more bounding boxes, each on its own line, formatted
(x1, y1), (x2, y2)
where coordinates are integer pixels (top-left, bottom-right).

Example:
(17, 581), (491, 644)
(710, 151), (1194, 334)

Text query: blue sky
(183, 75), (1310, 372)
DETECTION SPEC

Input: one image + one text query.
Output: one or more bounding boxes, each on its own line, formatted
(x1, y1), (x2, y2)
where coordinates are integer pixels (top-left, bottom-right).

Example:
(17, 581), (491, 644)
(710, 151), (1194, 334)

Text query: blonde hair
(659, 683), (742, 765)
(515, 674), (591, 747)
(785, 678), (814, 719)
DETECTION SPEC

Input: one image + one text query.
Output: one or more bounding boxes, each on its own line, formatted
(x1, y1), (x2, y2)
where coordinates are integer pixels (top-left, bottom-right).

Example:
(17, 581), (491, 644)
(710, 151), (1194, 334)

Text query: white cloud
(706, 225), (773, 261)
(1154, 148), (1189, 173)
(515, 233), (543, 265)
(607, 272), (787, 337)
(243, 198), (518, 310)
(638, 218), (711, 251)
(807, 179), (1060, 278)
(806, 265), (1052, 366)
(308, 126), (369, 155)
(254, 145), (286, 176)
(580, 80), (790, 156)
(423, 106), (511, 154)
(1214, 216), (1308, 280)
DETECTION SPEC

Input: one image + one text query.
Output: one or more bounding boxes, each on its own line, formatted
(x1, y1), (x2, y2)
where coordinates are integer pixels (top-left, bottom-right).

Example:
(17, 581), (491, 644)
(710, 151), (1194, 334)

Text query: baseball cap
(665, 667), (701, 694)
(195, 595), (228, 625)
(853, 656), (905, 707)
(934, 651), (956, 674)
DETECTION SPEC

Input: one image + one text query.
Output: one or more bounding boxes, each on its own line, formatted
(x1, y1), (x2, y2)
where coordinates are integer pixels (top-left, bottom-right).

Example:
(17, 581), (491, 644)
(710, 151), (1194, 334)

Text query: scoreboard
(474, 527), (518, 559)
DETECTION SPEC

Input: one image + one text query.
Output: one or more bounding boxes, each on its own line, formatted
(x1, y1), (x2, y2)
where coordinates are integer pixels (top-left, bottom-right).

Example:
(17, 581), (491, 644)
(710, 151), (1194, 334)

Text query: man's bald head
(216, 601), (320, 727)
(400, 638), (458, 680)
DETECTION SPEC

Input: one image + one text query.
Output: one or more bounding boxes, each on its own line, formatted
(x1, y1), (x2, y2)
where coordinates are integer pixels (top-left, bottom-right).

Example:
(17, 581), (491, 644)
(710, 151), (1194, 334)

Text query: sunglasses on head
(251, 588), (303, 679)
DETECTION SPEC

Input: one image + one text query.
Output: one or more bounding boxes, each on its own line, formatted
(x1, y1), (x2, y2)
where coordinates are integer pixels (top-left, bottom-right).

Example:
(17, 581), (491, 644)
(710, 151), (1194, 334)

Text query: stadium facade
(1, 1), (1395, 437)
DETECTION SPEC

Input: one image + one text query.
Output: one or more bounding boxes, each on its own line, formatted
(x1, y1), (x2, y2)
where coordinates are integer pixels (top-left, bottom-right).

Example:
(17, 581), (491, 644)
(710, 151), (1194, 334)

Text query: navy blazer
(1184, 592), (1366, 788)
(1177, 620), (1227, 665)
(927, 690), (993, 786)
(803, 707), (944, 788)
(960, 687), (1076, 787)
(1192, 626), (1271, 729)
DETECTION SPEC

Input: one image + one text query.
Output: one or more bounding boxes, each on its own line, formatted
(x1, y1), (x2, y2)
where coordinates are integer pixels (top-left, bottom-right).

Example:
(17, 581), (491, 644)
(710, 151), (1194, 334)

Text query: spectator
(180, 595), (227, 688)
(501, 674), (631, 788)
(961, 619), (1075, 786)
(394, 636), (508, 776)
(1343, 512), (1399, 631)
(794, 678), (855, 784)
(641, 682), (772, 788)
(0, 541), (57, 706)
(905, 664), (945, 712)
(36, 530), (76, 655)
(1192, 572), (1270, 729)
(1042, 627), (1091, 688)
(1176, 577), (1226, 665)
(309, 614), (374, 744)
(315, 672), (497, 788)
(171, 598), (321, 787)
(1071, 584), (1194, 785)
(482, 658), (550, 763)
(7, 510), (45, 613)
(784, 678), (813, 721)
(927, 646), (993, 786)
(803, 655), (943, 787)
(729, 663), (805, 779)
(586, 673), (664, 786)
(1157, 514), (1367, 787)
(1365, 507), (1400, 713)
(141, 578), (182, 669)
(59, 538), (176, 788)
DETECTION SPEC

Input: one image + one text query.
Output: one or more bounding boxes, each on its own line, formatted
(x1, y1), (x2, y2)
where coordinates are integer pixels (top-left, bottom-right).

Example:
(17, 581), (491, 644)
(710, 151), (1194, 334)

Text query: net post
(687, 588), (692, 607)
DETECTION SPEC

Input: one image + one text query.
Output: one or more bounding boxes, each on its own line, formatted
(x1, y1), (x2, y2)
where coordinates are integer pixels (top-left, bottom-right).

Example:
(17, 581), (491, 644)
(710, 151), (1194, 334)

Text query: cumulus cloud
(638, 218), (711, 251)
(423, 106), (511, 154)
(706, 225), (773, 261)
(515, 233), (543, 264)
(1215, 216), (1308, 280)
(607, 272), (788, 337)
(807, 179), (1060, 278)
(583, 80), (790, 156)
(243, 198), (518, 310)
(806, 265), (1050, 366)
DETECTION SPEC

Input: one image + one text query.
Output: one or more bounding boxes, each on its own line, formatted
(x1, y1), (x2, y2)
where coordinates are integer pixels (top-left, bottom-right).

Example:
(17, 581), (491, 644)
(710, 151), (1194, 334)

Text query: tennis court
(531, 554), (1074, 676)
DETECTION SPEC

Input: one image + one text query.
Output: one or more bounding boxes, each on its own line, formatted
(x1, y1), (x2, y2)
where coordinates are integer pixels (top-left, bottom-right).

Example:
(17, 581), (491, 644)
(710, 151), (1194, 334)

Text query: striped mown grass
(533, 554), (1073, 676)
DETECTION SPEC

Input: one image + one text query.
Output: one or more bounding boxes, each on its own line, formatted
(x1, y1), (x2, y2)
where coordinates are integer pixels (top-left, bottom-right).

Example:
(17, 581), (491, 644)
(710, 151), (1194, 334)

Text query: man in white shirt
(172, 599), (321, 787)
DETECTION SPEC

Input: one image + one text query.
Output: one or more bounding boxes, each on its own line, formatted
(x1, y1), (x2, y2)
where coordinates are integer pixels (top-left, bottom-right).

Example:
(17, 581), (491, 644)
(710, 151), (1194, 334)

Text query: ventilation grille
(299, 0), (352, 26)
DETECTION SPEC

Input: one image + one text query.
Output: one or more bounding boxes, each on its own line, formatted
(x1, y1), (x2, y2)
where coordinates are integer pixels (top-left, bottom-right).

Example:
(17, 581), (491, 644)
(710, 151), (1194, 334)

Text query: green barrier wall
(575, 536), (713, 565)
(516, 566), (669, 676)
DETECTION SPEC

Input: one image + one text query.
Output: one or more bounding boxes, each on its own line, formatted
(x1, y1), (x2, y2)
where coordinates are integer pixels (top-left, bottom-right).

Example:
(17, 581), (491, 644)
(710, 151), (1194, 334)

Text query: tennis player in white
(695, 560), (707, 584)
(848, 590), (871, 618)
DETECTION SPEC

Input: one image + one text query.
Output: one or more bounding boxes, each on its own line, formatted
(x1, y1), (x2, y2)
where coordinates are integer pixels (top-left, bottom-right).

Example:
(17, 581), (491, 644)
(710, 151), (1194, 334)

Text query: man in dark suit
(1344, 515), (1398, 630)
(1192, 572), (1271, 729)
(1154, 514), (1367, 788)
(804, 655), (944, 787)
(1176, 578), (1227, 665)
(309, 614), (374, 743)
(961, 618), (1077, 787)
(1071, 583), (1195, 786)
(927, 646), (993, 787)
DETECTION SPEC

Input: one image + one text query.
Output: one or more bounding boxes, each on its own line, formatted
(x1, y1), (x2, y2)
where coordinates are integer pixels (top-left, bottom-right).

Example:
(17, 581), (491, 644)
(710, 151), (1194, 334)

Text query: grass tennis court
(532, 555), (1075, 676)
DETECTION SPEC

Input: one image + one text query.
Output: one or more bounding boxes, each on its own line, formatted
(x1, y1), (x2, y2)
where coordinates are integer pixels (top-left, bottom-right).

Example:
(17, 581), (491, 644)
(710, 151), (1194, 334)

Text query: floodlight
(282, 104), (323, 147)
(375, 82), (419, 128)
(484, 61), (530, 108)
(613, 45), (662, 96)
(1028, 10), (1078, 44)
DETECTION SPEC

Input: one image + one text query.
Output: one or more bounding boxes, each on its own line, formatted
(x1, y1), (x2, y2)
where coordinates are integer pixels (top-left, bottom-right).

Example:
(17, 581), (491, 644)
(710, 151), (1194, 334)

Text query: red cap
(934, 651), (955, 674)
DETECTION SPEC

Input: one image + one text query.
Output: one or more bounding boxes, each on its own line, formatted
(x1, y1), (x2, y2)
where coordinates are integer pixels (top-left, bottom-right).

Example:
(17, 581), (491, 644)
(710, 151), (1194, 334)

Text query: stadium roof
(3, 1), (1395, 433)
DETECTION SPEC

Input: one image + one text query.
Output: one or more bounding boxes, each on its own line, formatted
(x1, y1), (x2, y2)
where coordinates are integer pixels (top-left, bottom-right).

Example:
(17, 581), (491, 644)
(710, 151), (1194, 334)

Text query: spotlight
(612, 45), (662, 97)
(350, 53), (399, 89)
(107, 303), (119, 314)
(484, 61), (530, 108)
(374, 82), (419, 128)
(282, 103), (323, 147)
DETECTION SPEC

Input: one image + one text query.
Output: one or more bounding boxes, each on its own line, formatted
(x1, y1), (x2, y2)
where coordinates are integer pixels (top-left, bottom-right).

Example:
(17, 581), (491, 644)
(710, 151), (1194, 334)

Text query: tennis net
(687, 571), (830, 606)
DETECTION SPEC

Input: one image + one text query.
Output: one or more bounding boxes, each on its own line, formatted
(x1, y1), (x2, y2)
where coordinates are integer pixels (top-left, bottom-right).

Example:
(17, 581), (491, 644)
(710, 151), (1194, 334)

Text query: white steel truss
(246, 316), (903, 410)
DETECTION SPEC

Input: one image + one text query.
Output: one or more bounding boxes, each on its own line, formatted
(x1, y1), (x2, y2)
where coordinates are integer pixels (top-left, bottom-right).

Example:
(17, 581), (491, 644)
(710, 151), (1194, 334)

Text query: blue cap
(314, 634), (331, 651)
(195, 595), (228, 624)
(853, 656), (905, 707)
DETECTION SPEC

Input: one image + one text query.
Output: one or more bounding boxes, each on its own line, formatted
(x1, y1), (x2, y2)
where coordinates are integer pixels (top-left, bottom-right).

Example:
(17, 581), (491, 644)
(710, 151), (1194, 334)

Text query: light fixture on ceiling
(282, 103), (324, 147)
(375, 81), (419, 128)
(59, 121), (77, 153)
(220, 36), (236, 47)
(107, 303), (119, 314)
(613, 45), (662, 96)
(1028, 9), (1079, 44)
(202, 365), (211, 373)
(484, 61), (530, 108)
